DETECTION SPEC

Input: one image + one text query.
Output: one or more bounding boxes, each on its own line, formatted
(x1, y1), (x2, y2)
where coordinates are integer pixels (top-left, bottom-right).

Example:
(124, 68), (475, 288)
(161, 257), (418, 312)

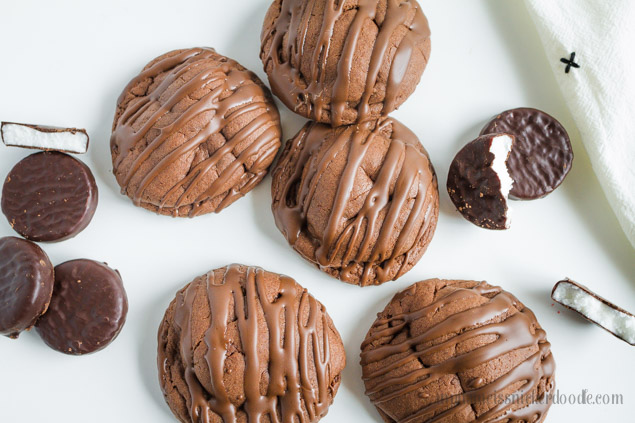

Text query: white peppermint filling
(489, 134), (514, 228)
(553, 281), (635, 344)
(1, 123), (88, 153)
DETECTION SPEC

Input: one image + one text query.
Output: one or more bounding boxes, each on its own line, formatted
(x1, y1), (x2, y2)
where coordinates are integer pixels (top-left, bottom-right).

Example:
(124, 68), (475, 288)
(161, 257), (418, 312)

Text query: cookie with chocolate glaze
(261, 0), (431, 126)
(157, 264), (346, 423)
(271, 117), (439, 287)
(361, 279), (556, 423)
(111, 48), (282, 217)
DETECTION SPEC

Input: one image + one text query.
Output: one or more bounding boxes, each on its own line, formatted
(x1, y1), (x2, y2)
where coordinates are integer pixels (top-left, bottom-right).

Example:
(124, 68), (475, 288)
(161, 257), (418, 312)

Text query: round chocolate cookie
(480, 108), (573, 200)
(2, 151), (98, 242)
(0, 237), (54, 338)
(361, 279), (556, 423)
(36, 259), (127, 355)
(111, 47), (282, 217)
(261, 0), (431, 126)
(158, 264), (346, 423)
(272, 118), (439, 287)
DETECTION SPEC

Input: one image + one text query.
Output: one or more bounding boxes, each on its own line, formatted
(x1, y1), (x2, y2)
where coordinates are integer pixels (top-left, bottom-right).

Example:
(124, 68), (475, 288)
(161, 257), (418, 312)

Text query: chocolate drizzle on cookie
(361, 280), (556, 423)
(272, 117), (438, 287)
(158, 264), (343, 423)
(261, 0), (431, 126)
(111, 48), (281, 217)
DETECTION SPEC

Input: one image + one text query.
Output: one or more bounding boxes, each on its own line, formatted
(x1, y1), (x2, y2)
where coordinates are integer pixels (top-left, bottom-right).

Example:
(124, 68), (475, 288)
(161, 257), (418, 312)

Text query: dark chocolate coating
(1, 152), (98, 242)
(0, 236), (54, 338)
(36, 259), (127, 355)
(447, 135), (511, 230)
(481, 108), (573, 200)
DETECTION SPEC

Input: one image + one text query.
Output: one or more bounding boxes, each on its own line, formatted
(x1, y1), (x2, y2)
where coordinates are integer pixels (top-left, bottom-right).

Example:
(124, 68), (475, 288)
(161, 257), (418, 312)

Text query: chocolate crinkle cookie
(158, 264), (346, 423)
(361, 279), (556, 423)
(111, 47), (282, 217)
(260, 0), (431, 126)
(272, 117), (439, 287)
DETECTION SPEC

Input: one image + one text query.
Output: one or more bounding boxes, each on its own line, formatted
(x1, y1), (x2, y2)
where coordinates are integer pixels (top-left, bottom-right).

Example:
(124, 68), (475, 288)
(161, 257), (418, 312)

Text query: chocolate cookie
(272, 117), (439, 287)
(158, 264), (345, 423)
(2, 151), (98, 242)
(111, 47), (282, 217)
(36, 259), (128, 355)
(261, 0), (431, 126)
(0, 237), (54, 338)
(361, 279), (556, 423)
(447, 134), (514, 230)
(480, 108), (573, 200)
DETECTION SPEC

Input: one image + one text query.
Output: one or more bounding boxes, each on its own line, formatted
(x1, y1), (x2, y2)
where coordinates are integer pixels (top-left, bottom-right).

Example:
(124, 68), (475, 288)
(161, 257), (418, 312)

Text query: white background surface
(1, 1), (633, 422)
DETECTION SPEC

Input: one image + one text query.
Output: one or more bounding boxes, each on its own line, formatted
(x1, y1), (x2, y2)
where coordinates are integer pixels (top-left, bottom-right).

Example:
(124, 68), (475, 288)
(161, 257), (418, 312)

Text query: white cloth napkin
(524, 0), (635, 249)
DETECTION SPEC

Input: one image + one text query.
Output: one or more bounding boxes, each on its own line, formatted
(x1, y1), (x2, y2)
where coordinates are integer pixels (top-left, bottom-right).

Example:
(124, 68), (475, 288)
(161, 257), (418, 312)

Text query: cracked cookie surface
(271, 117), (439, 287)
(158, 264), (346, 423)
(361, 279), (556, 423)
(260, 0), (431, 126)
(111, 48), (281, 217)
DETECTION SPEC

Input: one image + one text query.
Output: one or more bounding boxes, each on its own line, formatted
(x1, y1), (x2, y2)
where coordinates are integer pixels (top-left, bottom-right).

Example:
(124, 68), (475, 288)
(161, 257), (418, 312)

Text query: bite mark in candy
(447, 133), (514, 230)
(481, 108), (573, 200)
